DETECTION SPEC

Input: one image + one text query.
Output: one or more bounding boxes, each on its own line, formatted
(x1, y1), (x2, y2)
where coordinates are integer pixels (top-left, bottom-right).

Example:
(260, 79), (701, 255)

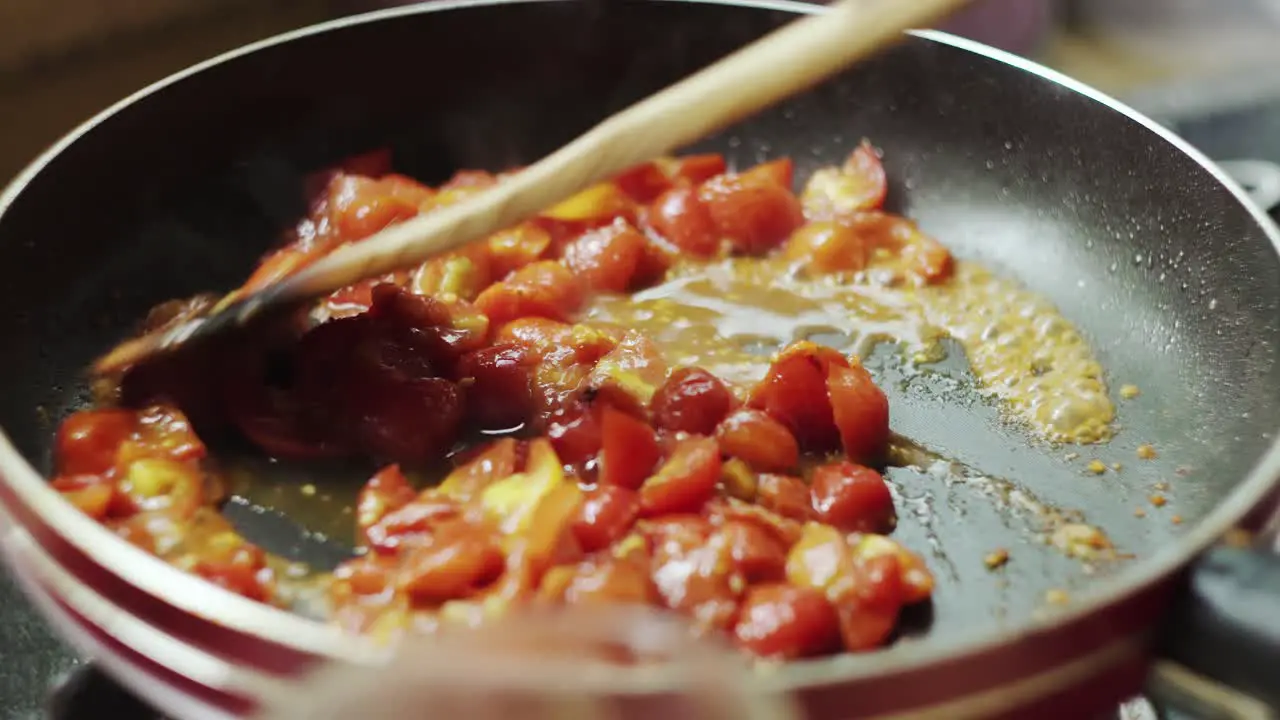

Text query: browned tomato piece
(455, 344), (536, 432)
(738, 157), (794, 189)
(715, 408), (799, 473)
(733, 583), (840, 659)
(651, 367), (735, 435)
(841, 142), (888, 211)
(587, 332), (669, 416)
(571, 484), (641, 553)
(638, 436), (722, 517)
(784, 220), (875, 274)
(51, 475), (116, 520)
(809, 461), (895, 534)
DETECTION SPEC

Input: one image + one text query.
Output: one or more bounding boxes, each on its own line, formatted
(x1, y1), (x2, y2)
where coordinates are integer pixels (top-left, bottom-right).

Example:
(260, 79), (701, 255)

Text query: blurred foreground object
(254, 607), (800, 720)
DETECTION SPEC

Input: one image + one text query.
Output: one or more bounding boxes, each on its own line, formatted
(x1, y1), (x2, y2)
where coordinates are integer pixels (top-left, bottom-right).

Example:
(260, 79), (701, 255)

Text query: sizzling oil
(586, 257), (1114, 445)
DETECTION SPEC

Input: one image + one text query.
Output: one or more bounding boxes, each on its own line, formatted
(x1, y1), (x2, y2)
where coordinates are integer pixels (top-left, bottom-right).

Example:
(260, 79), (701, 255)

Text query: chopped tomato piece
(853, 534), (935, 605)
(810, 462), (895, 533)
(55, 409), (137, 476)
(327, 174), (422, 242)
(698, 173), (804, 255)
(827, 360), (890, 466)
(669, 154), (728, 185)
(396, 521), (505, 603)
(561, 218), (646, 293)
(486, 224), (553, 279)
(648, 186), (719, 257)
(547, 553), (655, 606)
(474, 260), (584, 327)
(631, 234), (680, 288)
(546, 405), (604, 468)
(739, 158), (794, 189)
(337, 148), (393, 178)
(411, 250), (494, 301)
(748, 342), (848, 451)
(614, 162), (673, 203)
(784, 220), (875, 274)
(587, 332), (668, 416)
(638, 436), (722, 517)
(800, 141), (887, 220)
(455, 344), (536, 432)
(571, 485), (641, 553)
(646, 513), (739, 634)
(51, 475), (116, 520)
(598, 406), (661, 490)
(438, 438), (521, 501)
(364, 493), (462, 555)
(733, 584), (840, 659)
(836, 553), (904, 652)
(705, 497), (804, 549)
(714, 519), (787, 583)
(651, 367), (735, 435)
(356, 465), (417, 543)
(715, 408), (799, 473)
(755, 473), (812, 523)
(353, 377), (464, 465)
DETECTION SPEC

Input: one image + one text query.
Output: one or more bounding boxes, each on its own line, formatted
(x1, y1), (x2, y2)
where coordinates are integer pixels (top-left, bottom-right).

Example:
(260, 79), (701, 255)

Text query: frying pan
(1, 0), (1280, 718)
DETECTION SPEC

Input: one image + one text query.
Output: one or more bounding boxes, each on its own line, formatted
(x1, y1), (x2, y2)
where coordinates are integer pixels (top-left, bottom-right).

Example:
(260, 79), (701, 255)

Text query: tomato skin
(698, 173), (804, 255)
(327, 174), (421, 242)
(638, 436), (722, 517)
(810, 462), (895, 533)
(651, 367), (735, 435)
(561, 218), (646, 293)
(827, 360), (890, 466)
(571, 485), (641, 553)
(648, 186), (720, 257)
(733, 584), (841, 659)
(455, 344), (536, 432)
(836, 553), (904, 651)
(55, 409), (137, 476)
(474, 260), (584, 328)
(756, 473), (814, 523)
(715, 408), (799, 473)
(598, 406), (661, 490)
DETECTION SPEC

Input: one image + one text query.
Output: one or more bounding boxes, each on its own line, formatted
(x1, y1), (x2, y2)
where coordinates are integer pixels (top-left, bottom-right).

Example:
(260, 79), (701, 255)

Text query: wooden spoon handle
(272, 0), (969, 302)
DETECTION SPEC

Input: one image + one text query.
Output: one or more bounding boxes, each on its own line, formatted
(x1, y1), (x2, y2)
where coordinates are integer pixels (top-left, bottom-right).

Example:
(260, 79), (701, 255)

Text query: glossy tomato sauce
(52, 145), (951, 660)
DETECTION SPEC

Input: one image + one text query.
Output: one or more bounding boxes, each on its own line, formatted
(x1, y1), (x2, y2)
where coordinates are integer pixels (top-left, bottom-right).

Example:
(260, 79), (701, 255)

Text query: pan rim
(1, 0), (1278, 696)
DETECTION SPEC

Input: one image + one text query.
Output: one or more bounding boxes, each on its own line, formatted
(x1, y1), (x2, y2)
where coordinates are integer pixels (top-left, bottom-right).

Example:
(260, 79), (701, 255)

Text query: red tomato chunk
(53, 147), (945, 659)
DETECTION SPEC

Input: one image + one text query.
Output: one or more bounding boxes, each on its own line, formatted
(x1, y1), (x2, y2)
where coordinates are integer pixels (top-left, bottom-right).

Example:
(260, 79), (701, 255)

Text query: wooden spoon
(93, 0), (971, 375)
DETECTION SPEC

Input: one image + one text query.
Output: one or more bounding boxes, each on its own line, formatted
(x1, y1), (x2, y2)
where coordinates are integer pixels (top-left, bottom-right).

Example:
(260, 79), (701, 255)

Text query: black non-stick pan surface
(1, 0), (1279, 668)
